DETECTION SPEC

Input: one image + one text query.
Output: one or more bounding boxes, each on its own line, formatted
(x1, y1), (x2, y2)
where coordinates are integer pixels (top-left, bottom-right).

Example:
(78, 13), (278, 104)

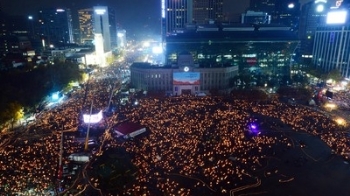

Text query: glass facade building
(313, 25), (350, 77)
(164, 25), (299, 78)
(37, 8), (74, 46)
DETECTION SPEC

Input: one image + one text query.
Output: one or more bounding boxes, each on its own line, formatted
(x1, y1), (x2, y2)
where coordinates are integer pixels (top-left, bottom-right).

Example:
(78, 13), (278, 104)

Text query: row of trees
(0, 59), (83, 129)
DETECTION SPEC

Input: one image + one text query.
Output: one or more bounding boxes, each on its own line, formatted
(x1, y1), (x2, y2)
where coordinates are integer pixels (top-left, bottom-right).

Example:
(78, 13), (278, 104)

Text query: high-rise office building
(0, 10), (7, 38)
(162, 0), (193, 35)
(162, 0), (225, 39)
(250, 0), (276, 13)
(312, 9), (350, 77)
(92, 6), (116, 52)
(274, 0), (300, 28)
(117, 29), (126, 48)
(249, 0), (300, 27)
(78, 7), (116, 48)
(107, 8), (116, 49)
(299, 0), (330, 63)
(192, 0), (224, 24)
(241, 10), (271, 24)
(37, 8), (74, 47)
(78, 8), (94, 45)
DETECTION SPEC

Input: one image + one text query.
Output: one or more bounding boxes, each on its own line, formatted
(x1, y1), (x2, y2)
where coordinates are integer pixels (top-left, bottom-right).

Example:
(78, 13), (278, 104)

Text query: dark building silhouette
(298, 0), (329, 64)
(249, 0), (300, 29)
(37, 8), (74, 48)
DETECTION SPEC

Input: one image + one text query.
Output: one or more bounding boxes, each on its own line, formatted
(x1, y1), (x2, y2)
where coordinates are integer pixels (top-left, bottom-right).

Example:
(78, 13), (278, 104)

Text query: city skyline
(1, 0), (314, 16)
(2, 0), (313, 30)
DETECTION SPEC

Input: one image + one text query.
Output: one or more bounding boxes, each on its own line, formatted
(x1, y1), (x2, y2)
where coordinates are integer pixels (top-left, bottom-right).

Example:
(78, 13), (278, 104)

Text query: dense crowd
(102, 95), (350, 195)
(0, 74), (115, 195)
(2, 73), (350, 195)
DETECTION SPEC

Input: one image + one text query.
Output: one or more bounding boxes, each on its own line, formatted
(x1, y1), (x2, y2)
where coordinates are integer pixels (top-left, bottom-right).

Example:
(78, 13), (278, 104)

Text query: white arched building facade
(130, 62), (238, 95)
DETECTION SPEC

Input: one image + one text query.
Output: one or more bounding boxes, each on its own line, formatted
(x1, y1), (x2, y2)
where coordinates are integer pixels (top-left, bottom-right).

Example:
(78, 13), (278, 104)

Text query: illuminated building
(37, 8), (74, 47)
(79, 6), (116, 49)
(78, 8), (94, 45)
(165, 25), (298, 77)
(91, 6), (116, 67)
(132, 24), (298, 94)
(130, 61), (238, 95)
(92, 6), (116, 52)
(312, 9), (350, 77)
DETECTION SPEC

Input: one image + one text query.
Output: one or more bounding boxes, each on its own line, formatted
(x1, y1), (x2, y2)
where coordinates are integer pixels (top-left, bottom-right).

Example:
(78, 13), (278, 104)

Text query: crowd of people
(0, 72), (116, 195)
(103, 95), (350, 195)
(2, 70), (350, 195)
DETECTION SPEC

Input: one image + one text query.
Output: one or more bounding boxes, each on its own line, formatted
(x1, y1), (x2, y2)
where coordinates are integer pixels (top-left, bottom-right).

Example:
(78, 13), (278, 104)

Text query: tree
(0, 60), (82, 127)
(1, 102), (23, 130)
(106, 54), (116, 65)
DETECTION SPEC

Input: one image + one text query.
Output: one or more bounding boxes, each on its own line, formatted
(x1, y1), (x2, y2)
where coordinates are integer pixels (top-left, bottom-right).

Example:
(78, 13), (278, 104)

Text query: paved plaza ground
(229, 124), (350, 196)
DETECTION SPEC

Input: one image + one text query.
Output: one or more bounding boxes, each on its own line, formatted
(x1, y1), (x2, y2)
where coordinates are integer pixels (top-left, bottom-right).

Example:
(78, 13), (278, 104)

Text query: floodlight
(288, 3), (295, 9)
(143, 41), (150, 48)
(52, 92), (59, 100)
(315, 0), (327, 3)
(326, 10), (347, 24)
(316, 4), (325, 12)
(152, 46), (163, 54)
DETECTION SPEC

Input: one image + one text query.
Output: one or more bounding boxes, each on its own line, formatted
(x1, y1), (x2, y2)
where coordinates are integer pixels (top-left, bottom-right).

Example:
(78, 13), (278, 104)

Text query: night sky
(1, 0), (314, 37)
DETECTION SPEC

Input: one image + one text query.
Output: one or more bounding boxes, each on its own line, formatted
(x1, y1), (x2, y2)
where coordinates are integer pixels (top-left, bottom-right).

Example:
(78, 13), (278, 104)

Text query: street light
(315, 0), (328, 13)
(28, 15), (35, 37)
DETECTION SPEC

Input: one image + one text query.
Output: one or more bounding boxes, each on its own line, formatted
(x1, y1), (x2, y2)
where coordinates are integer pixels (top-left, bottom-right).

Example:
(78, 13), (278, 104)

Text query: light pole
(28, 16), (34, 38)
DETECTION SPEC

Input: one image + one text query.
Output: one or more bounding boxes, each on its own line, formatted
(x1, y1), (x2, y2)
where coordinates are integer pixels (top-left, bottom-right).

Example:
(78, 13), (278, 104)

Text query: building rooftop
(166, 24), (298, 42)
(131, 62), (172, 69)
(113, 122), (145, 135)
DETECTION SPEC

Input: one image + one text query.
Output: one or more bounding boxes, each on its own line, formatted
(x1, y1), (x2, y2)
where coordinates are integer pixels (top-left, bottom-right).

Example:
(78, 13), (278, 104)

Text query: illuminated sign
(326, 11), (348, 24)
(336, 0), (343, 7)
(83, 110), (103, 124)
(95, 9), (106, 15)
(246, 58), (257, 65)
(315, 0), (327, 4)
(173, 72), (200, 85)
